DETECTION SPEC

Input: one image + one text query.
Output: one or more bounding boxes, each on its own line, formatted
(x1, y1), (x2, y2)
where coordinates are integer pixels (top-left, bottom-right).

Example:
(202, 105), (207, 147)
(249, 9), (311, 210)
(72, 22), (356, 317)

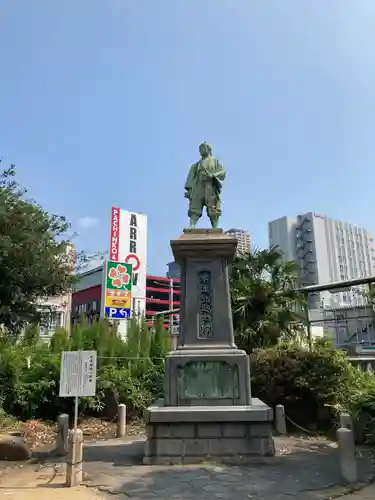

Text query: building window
(40, 311), (63, 337)
(78, 303), (87, 313)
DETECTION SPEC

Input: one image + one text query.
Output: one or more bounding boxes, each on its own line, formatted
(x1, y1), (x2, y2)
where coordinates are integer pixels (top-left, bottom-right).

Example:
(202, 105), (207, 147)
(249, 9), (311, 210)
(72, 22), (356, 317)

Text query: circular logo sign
(125, 253), (140, 272)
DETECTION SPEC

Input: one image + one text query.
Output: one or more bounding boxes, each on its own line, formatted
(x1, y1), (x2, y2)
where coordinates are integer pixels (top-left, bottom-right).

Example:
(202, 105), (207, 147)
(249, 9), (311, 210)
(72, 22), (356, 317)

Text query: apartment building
(269, 213), (375, 308)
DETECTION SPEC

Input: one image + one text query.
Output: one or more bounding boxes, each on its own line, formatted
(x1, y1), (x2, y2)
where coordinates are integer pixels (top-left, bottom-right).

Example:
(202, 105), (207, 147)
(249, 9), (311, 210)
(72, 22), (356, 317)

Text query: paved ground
(346, 483), (375, 499)
(0, 466), (104, 499)
(0, 435), (374, 499)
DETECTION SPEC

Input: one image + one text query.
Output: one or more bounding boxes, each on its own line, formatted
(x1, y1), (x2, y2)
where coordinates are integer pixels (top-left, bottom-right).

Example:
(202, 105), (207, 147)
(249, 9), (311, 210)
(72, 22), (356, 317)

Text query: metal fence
(299, 276), (375, 349)
(150, 276), (375, 353)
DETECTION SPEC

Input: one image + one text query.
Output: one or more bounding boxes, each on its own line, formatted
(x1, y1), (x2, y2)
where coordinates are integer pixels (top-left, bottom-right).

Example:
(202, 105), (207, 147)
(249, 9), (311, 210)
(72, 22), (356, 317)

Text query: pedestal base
(143, 399), (275, 465)
(164, 347), (251, 406)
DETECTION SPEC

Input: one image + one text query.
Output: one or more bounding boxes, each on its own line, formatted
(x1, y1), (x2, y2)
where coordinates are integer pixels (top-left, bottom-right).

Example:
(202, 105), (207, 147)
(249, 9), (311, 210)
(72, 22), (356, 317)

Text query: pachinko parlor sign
(109, 207), (148, 316)
(110, 207), (120, 261)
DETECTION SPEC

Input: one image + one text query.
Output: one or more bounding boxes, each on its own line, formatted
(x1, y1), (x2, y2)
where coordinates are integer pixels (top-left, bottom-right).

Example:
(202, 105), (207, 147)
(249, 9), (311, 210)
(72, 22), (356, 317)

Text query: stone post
(340, 412), (353, 431)
(275, 404), (287, 435)
(65, 429), (83, 487)
(337, 427), (357, 483)
(116, 404), (127, 438)
(56, 413), (69, 456)
(340, 412), (354, 447)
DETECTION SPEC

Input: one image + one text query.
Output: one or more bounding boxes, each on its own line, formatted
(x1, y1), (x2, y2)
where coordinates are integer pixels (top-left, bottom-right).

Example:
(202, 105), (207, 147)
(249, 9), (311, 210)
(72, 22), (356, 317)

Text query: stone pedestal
(143, 229), (275, 465)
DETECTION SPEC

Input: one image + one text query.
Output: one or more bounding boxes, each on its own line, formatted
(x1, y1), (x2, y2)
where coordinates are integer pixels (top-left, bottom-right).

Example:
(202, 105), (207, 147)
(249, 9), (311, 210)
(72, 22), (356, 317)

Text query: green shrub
(50, 327), (69, 351)
(22, 324), (40, 347)
(328, 366), (375, 444)
(251, 339), (354, 429)
(0, 408), (18, 428)
(7, 316), (375, 442)
(0, 317), (169, 422)
(3, 342), (65, 420)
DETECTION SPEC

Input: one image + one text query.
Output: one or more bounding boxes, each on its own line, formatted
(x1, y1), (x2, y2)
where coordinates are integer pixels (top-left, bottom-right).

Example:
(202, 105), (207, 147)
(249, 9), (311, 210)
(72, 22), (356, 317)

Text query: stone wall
(144, 421), (275, 465)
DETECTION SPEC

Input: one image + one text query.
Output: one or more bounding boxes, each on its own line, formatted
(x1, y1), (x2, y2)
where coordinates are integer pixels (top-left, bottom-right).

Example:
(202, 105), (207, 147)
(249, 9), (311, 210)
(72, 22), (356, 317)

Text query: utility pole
(169, 278), (174, 334)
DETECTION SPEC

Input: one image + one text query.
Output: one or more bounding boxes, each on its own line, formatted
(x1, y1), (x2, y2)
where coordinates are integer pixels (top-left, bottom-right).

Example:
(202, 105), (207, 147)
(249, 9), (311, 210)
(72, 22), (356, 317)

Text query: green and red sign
(106, 261), (132, 290)
(104, 261), (133, 319)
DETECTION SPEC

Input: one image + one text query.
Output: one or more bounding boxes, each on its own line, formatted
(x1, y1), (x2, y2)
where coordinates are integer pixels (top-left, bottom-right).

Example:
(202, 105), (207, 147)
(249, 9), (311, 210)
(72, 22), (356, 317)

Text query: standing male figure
(184, 142), (226, 229)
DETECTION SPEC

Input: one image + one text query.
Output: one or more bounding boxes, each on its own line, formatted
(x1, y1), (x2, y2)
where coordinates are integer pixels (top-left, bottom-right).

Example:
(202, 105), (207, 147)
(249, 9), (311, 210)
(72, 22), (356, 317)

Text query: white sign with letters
(59, 350), (97, 398)
(108, 208), (148, 317)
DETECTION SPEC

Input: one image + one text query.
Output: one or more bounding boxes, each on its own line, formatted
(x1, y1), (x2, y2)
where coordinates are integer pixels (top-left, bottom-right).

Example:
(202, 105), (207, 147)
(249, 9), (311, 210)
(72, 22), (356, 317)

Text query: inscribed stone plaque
(198, 270), (213, 339)
(177, 361), (239, 400)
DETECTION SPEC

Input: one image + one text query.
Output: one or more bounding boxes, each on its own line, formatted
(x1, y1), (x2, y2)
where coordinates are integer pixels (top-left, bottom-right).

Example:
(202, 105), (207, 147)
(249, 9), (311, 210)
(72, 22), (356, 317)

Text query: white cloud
(77, 216), (99, 230)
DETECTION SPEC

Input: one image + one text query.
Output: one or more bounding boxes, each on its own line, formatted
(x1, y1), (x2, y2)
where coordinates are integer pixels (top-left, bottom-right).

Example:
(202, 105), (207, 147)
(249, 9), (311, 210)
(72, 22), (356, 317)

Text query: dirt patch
(0, 417), (145, 451)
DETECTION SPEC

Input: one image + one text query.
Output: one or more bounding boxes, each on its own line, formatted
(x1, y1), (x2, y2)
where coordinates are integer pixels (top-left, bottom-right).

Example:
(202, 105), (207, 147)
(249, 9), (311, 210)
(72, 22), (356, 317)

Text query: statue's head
(199, 142), (212, 158)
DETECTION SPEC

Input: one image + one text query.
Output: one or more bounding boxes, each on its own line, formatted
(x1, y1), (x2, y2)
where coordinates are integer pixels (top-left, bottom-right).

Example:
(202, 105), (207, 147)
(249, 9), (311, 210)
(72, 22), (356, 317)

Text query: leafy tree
(0, 163), (75, 333)
(230, 245), (306, 353)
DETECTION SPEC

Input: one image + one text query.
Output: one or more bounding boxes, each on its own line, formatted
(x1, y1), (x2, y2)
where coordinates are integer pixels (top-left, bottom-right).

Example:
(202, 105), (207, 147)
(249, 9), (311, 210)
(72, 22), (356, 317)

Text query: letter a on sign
(130, 213), (137, 227)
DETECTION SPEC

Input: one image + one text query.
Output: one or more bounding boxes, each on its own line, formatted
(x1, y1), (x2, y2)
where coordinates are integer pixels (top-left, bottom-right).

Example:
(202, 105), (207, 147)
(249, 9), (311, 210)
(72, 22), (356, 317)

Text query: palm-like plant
(230, 245), (306, 353)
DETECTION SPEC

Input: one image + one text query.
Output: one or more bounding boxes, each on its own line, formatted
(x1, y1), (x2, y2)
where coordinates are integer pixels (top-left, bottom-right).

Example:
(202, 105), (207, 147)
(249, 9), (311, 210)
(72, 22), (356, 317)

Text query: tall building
(268, 213), (375, 308)
(226, 229), (251, 255)
(268, 217), (297, 262)
(167, 261), (181, 279)
(166, 229), (251, 277)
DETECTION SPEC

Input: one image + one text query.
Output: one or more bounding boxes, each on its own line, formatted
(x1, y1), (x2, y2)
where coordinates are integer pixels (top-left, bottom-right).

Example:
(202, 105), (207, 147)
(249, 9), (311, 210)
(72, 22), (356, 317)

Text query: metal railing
(147, 275), (375, 351)
(298, 277), (375, 349)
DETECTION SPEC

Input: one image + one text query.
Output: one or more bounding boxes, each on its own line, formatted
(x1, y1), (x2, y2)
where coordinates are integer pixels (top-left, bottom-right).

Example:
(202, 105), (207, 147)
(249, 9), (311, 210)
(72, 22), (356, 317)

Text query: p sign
(105, 307), (130, 319)
(108, 308), (117, 318)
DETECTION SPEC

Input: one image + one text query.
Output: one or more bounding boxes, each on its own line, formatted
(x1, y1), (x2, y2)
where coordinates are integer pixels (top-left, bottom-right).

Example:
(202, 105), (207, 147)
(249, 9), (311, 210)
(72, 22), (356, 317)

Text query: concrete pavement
(79, 435), (374, 499)
(1, 435), (373, 499)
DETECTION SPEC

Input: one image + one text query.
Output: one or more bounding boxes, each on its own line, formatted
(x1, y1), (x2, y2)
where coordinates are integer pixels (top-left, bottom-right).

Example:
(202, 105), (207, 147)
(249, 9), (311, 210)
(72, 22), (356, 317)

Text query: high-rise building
(166, 228), (251, 278)
(167, 261), (181, 279)
(268, 213), (375, 308)
(226, 229), (251, 255)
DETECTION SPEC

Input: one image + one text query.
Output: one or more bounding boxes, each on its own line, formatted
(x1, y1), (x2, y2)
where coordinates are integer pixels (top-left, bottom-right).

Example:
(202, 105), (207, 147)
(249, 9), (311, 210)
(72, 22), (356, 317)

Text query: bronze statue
(184, 143), (226, 229)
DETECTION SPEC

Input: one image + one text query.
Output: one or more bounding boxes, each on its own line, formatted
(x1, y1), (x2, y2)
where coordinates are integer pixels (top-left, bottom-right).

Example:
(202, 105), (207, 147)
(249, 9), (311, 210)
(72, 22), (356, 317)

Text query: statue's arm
(184, 163), (197, 197)
(214, 161), (226, 181)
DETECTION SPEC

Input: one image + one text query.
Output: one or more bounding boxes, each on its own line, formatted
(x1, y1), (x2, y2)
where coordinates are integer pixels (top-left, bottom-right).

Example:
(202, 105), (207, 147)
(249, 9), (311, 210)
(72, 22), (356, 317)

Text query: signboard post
(109, 208), (148, 317)
(102, 260), (133, 320)
(171, 315), (180, 350)
(59, 351), (97, 430)
(171, 315), (180, 335)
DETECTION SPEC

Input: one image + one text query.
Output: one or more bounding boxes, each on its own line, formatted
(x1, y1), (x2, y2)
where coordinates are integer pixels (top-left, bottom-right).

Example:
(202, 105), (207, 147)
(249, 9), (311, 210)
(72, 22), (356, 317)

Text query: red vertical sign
(110, 207), (120, 261)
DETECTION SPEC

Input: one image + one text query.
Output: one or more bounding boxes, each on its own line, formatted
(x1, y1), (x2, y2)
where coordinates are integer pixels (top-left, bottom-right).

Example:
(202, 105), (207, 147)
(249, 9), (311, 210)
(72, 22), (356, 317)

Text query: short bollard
(65, 429), (83, 487)
(116, 404), (127, 438)
(275, 404), (287, 435)
(56, 413), (69, 456)
(340, 412), (354, 447)
(337, 427), (358, 483)
(340, 412), (353, 431)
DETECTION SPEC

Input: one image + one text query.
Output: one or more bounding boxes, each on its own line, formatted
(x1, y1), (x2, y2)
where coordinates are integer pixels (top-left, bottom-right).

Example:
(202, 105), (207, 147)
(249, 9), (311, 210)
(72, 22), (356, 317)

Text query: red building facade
(71, 267), (180, 326)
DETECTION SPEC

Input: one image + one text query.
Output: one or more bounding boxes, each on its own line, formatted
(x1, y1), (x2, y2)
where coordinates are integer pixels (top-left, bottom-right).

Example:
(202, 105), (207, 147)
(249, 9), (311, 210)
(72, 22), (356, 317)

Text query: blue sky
(1, 1), (375, 275)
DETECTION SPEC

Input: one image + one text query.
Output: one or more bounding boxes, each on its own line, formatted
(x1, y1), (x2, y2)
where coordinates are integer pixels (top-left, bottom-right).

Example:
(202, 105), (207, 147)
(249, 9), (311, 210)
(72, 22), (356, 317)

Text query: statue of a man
(184, 143), (226, 229)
